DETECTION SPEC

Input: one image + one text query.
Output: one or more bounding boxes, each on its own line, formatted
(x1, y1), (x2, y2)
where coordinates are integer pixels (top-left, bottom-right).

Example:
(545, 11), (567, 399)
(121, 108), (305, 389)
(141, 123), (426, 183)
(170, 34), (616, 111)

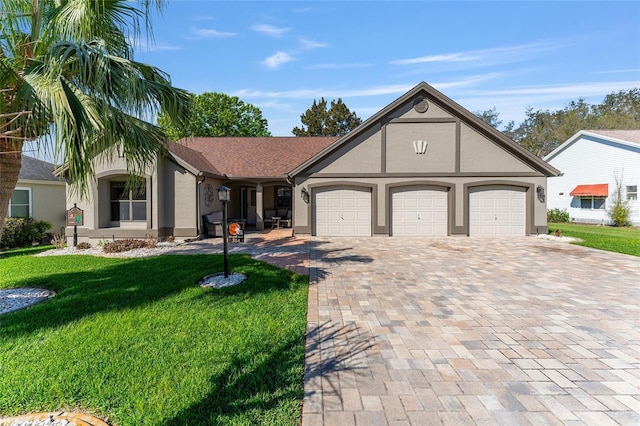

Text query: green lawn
(548, 222), (640, 257)
(0, 252), (308, 425)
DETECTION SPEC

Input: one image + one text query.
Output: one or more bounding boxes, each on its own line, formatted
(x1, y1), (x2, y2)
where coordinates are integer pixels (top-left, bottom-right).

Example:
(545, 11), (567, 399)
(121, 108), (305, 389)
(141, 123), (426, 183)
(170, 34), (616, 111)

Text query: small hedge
(547, 208), (570, 223)
(103, 239), (155, 253)
(1, 218), (51, 249)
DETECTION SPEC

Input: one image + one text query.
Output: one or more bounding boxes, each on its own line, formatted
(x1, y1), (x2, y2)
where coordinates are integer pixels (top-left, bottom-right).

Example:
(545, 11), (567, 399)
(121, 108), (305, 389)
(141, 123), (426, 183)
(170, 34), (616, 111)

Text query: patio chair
(202, 211), (223, 237)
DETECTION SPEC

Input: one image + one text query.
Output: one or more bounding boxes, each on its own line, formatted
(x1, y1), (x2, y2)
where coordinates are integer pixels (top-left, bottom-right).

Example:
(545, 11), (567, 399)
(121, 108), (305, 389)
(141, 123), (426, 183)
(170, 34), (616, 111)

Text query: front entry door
(241, 187), (257, 225)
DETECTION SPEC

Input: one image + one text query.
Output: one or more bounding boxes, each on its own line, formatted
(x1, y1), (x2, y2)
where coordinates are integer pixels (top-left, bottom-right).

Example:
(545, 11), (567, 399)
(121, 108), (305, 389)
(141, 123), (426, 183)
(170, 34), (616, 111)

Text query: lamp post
(217, 185), (230, 278)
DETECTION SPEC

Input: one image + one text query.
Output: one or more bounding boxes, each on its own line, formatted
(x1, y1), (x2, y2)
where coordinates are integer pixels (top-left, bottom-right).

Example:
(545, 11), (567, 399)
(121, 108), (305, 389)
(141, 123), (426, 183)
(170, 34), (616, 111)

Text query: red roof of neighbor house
(168, 137), (337, 179)
(570, 184), (609, 197)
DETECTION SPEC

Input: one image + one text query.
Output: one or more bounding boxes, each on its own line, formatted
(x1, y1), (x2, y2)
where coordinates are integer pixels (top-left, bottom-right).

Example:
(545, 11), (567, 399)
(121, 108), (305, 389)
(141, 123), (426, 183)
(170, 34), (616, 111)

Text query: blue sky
(134, 1), (640, 136)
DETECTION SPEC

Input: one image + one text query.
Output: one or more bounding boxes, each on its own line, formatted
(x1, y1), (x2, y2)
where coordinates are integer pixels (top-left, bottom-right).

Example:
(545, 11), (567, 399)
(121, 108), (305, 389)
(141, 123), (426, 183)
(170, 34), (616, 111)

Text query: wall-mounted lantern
(537, 185), (545, 203)
(301, 187), (310, 203)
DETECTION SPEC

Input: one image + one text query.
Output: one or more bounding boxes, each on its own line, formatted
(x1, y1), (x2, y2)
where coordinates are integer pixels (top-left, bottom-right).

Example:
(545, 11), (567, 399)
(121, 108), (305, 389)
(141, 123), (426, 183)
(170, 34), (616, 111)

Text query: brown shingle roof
(587, 130), (640, 144)
(169, 137), (337, 179)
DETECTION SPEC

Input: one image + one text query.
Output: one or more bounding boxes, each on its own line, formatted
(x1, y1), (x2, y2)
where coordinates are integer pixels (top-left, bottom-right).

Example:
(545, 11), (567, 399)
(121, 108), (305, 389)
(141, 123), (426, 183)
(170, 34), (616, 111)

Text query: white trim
(7, 187), (33, 218)
(544, 130), (640, 161)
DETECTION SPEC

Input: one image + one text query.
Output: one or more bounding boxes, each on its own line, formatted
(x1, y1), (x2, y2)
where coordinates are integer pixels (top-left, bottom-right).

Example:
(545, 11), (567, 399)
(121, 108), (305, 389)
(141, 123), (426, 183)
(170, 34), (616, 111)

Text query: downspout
(196, 172), (204, 237)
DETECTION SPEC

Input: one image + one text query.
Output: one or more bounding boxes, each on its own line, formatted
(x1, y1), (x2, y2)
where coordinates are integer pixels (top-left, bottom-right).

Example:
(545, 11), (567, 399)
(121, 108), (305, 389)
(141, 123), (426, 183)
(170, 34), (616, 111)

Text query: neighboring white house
(544, 130), (640, 225)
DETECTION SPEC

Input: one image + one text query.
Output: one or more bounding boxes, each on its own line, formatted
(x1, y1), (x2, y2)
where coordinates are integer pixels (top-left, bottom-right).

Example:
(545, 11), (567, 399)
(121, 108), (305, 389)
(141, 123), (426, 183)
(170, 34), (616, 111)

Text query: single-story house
(544, 130), (640, 225)
(66, 82), (560, 244)
(7, 155), (66, 233)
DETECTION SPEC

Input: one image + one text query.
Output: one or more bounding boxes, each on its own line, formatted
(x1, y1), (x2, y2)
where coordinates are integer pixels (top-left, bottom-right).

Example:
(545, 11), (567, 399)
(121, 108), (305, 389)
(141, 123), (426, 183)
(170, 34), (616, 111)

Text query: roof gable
(544, 130), (640, 161)
(290, 82), (560, 177)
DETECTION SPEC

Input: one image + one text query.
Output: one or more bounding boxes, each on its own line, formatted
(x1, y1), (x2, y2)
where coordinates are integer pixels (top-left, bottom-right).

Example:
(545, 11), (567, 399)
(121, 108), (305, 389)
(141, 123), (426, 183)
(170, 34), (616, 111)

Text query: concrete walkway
(303, 236), (640, 425)
(167, 228), (310, 275)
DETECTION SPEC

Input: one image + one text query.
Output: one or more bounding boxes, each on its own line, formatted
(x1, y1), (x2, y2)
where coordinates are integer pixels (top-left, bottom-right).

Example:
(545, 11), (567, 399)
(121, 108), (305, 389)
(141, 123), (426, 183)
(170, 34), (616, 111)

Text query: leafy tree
(473, 107), (502, 129)
(292, 98), (362, 136)
(0, 0), (190, 237)
(482, 89), (640, 157)
(158, 92), (271, 139)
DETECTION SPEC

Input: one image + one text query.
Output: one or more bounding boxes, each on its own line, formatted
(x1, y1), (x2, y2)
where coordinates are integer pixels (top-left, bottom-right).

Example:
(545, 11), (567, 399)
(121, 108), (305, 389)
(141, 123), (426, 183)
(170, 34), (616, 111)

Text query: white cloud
(299, 38), (329, 49)
(391, 41), (567, 66)
(251, 24), (290, 38)
(148, 42), (183, 52)
(191, 28), (237, 38)
(263, 52), (295, 69)
(464, 80), (639, 98)
(129, 37), (182, 52)
(592, 69), (640, 75)
(232, 74), (498, 102)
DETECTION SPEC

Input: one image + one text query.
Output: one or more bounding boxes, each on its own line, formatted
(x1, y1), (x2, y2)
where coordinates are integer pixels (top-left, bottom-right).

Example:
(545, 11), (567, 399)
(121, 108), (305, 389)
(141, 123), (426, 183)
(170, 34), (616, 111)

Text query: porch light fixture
(537, 185), (545, 203)
(301, 187), (310, 203)
(218, 185), (231, 277)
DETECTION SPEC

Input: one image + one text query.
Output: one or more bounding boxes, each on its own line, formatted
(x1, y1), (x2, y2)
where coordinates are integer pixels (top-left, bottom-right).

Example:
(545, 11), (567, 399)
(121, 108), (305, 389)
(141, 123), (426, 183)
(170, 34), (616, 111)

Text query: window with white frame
(7, 188), (32, 218)
(110, 180), (147, 221)
(579, 196), (606, 210)
(627, 185), (637, 201)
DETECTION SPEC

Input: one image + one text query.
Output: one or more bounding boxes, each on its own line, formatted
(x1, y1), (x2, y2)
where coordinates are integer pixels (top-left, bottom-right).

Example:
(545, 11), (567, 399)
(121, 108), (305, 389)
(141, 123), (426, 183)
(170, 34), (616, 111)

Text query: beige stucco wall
(307, 125), (382, 174)
(459, 124), (533, 173)
(386, 122), (457, 173)
(16, 179), (66, 233)
(64, 152), (208, 244)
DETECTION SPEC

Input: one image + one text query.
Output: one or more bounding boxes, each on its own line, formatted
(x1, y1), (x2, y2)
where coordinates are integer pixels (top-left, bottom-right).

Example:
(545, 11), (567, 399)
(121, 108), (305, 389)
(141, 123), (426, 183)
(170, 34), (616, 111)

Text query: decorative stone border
(0, 288), (56, 315)
(0, 412), (109, 426)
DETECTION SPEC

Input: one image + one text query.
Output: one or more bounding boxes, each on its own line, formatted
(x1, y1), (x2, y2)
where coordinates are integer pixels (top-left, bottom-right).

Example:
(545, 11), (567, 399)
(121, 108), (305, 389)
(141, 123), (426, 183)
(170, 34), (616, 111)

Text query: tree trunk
(0, 139), (23, 241)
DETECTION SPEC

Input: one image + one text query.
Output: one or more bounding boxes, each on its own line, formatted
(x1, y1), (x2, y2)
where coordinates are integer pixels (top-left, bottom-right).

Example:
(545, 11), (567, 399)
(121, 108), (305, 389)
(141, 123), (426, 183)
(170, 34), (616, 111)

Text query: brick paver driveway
(303, 236), (640, 425)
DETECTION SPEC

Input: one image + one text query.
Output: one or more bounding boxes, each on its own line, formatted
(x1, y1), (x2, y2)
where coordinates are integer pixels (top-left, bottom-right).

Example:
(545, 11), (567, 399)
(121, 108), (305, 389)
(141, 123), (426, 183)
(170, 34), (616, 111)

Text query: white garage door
(392, 188), (448, 236)
(315, 188), (371, 236)
(469, 187), (526, 236)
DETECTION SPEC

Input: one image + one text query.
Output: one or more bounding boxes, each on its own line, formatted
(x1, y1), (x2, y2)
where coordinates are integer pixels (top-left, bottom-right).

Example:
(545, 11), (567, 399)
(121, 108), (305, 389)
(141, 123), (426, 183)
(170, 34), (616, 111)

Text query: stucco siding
(546, 135), (640, 225)
(459, 124), (535, 173)
(17, 180), (66, 232)
(386, 97), (454, 120)
(386, 123), (456, 173)
(173, 167), (196, 230)
(307, 126), (382, 174)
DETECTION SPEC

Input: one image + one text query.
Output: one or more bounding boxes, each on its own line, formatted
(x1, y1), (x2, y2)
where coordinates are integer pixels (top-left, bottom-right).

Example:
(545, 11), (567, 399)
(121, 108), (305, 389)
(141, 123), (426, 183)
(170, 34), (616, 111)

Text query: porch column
(255, 183), (264, 230)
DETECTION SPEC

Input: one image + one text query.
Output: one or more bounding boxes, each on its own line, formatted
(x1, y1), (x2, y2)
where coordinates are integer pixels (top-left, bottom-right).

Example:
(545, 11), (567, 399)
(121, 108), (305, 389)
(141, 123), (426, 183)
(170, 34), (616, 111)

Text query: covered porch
(225, 180), (293, 231)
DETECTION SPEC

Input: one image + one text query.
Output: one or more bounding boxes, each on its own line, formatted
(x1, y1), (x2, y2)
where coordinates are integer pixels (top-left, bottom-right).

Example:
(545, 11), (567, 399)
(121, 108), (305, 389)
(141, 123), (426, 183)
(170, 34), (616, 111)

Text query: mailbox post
(66, 203), (84, 247)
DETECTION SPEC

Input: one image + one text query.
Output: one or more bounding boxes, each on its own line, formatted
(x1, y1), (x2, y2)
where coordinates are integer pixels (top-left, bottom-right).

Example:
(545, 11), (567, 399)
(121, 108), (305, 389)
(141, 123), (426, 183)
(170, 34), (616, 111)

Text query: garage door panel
(392, 188), (448, 236)
(315, 188), (371, 236)
(469, 188), (526, 236)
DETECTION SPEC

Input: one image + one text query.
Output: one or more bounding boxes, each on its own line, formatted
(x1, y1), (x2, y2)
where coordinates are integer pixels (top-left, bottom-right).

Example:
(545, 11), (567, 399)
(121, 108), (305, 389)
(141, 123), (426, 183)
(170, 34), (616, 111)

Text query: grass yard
(548, 222), (640, 257)
(0, 252), (309, 425)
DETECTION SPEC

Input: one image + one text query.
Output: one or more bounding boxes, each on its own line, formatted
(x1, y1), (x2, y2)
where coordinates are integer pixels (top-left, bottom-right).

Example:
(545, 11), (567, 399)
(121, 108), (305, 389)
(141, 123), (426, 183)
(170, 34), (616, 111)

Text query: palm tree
(0, 0), (190, 237)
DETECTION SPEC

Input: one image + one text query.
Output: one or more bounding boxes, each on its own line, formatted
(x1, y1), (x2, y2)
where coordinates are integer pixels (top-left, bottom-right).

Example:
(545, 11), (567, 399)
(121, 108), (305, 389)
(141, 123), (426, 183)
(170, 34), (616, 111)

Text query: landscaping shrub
(1, 218), (51, 249)
(51, 233), (66, 250)
(76, 242), (92, 250)
(103, 239), (153, 253)
(609, 171), (632, 226)
(547, 208), (570, 223)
